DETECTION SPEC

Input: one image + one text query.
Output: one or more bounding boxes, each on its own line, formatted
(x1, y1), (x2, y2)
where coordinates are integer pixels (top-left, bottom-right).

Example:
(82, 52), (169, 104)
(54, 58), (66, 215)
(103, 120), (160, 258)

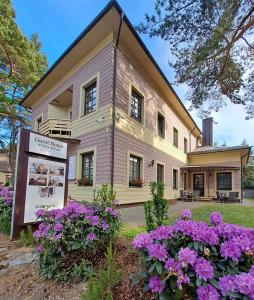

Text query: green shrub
(80, 241), (121, 300)
(144, 182), (168, 231)
(0, 186), (13, 234)
(20, 225), (35, 246)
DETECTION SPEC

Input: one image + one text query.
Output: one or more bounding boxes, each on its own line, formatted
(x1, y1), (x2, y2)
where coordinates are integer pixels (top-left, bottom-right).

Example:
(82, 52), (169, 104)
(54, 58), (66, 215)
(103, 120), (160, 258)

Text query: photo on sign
(29, 175), (48, 186)
(49, 165), (64, 176)
(48, 176), (64, 187)
(29, 162), (49, 175)
(39, 186), (55, 198)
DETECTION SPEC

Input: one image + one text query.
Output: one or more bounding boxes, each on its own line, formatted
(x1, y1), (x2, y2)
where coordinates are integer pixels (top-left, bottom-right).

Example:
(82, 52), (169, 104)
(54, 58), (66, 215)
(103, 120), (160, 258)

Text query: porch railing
(38, 118), (71, 138)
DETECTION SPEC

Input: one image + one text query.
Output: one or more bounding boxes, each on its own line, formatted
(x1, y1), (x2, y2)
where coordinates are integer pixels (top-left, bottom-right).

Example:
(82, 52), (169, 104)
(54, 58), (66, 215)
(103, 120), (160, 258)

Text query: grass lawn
(188, 204), (254, 228)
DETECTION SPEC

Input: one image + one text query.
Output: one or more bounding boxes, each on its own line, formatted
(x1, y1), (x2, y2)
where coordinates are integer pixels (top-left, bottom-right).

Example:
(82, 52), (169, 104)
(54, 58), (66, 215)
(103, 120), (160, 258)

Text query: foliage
(144, 182), (168, 231)
(80, 241), (121, 300)
(137, 0), (254, 119)
(0, 185), (13, 234)
(0, 0), (47, 182)
(19, 225), (35, 246)
(243, 165), (254, 189)
(133, 210), (254, 299)
(33, 187), (121, 281)
(118, 225), (145, 239)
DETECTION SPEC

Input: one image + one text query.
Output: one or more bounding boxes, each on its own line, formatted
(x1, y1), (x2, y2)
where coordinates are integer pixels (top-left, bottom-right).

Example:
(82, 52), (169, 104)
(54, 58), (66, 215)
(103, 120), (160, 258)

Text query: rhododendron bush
(33, 188), (121, 281)
(0, 185), (13, 234)
(133, 210), (254, 299)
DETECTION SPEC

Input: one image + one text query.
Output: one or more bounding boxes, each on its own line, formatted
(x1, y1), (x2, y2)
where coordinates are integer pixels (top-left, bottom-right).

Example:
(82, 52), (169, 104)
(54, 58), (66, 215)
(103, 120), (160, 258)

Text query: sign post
(11, 128), (68, 239)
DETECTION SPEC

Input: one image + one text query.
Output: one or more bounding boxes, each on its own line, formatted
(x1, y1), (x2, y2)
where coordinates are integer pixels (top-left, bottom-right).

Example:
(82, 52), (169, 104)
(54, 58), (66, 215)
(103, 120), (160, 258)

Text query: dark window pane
(157, 164), (164, 183)
(129, 155), (142, 187)
(173, 128), (178, 148)
(158, 113), (165, 138)
(81, 151), (94, 186)
(217, 172), (232, 190)
(184, 138), (188, 154)
(130, 90), (143, 123)
(84, 82), (96, 115)
(173, 169), (178, 189)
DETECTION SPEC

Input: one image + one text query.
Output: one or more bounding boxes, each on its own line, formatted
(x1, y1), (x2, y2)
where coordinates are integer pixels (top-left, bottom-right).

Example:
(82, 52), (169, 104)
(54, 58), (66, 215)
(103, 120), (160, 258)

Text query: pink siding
(68, 127), (112, 184)
(32, 43), (114, 130)
(114, 128), (185, 186)
(115, 48), (198, 152)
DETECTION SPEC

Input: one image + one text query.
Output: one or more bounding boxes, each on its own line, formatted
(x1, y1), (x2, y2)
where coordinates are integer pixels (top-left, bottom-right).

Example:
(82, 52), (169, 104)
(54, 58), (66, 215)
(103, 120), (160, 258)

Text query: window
(84, 82), (96, 115)
(217, 172), (232, 190)
(129, 155), (142, 187)
(81, 151), (94, 186)
(184, 138), (188, 154)
(69, 111), (72, 120)
(173, 127), (178, 148)
(157, 113), (165, 138)
(157, 163), (164, 183)
(36, 116), (42, 131)
(130, 89), (143, 123)
(183, 172), (187, 190)
(173, 169), (178, 189)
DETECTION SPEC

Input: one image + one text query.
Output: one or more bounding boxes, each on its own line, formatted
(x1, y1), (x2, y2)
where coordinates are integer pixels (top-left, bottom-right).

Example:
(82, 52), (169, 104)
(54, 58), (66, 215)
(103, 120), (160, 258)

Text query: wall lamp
(149, 160), (155, 167)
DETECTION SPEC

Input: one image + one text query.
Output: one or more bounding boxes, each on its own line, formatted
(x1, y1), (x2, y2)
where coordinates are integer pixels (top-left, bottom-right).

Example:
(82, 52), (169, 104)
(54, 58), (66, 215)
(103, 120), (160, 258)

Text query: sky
(12, 0), (254, 146)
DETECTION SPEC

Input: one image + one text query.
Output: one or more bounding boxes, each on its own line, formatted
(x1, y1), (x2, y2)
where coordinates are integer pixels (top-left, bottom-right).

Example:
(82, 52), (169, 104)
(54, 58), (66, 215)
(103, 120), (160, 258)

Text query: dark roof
(189, 145), (251, 155)
(20, 0), (201, 135)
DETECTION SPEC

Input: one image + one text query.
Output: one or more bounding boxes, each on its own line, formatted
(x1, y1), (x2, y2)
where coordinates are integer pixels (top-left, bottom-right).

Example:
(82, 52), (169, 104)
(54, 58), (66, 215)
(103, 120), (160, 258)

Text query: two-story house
(21, 0), (250, 204)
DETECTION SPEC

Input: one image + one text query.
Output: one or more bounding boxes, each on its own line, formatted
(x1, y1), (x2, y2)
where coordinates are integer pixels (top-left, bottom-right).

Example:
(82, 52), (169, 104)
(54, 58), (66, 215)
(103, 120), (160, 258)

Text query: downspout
(241, 146), (252, 202)
(111, 12), (124, 187)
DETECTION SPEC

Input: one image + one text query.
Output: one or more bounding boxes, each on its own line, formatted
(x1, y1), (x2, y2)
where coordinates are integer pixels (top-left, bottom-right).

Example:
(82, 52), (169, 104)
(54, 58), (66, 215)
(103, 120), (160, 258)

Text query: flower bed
(33, 198), (121, 281)
(0, 185), (13, 234)
(133, 210), (254, 299)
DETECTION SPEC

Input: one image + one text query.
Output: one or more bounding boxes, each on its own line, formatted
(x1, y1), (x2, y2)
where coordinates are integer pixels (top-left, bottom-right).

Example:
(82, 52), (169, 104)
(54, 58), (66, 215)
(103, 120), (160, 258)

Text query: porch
(180, 165), (240, 201)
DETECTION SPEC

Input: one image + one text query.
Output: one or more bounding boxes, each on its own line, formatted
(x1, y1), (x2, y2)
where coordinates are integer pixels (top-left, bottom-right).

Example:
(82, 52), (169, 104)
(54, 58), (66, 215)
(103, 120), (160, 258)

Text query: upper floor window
(217, 172), (232, 190)
(173, 127), (178, 148)
(130, 89), (143, 123)
(157, 113), (165, 138)
(84, 82), (96, 115)
(129, 155), (142, 187)
(173, 169), (178, 189)
(184, 138), (188, 154)
(36, 115), (43, 131)
(81, 151), (94, 186)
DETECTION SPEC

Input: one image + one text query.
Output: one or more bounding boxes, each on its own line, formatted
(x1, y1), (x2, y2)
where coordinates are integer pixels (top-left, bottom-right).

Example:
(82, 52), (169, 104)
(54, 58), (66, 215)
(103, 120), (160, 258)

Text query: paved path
(119, 199), (254, 226)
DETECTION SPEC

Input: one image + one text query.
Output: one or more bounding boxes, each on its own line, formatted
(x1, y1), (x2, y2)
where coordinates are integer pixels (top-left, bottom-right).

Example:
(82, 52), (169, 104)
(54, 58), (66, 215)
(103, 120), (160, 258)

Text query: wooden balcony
(38, 119), (71, 138)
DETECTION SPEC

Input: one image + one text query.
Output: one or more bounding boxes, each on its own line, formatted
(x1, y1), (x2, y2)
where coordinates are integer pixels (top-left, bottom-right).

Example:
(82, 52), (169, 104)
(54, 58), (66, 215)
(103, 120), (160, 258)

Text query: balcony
(39, 118), (71, 138)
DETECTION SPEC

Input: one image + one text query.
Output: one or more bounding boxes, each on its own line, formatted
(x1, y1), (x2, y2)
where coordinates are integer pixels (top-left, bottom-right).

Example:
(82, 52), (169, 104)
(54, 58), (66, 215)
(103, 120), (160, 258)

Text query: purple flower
(210, 212), (223, 225)
(54, 223), (64, 232)
(164, 258), (177, 273)
(220, 241), (241, 262)
(178, 247), (197, 267)
(113, 199), (120, 206)
(149, 276), (165, 294)
(150, 226), (174, 241)
(35, 209), (45, 218)
(101, 220), (109, 231)
(133, 233), (152, 249)
(197, 284), (220, 300)
(87, 233), (96, 241)
(219, 275), (236, 296)
(180, 209), (192, 220)
(195, 257), (214, 281)
(147, 243), (168, 261)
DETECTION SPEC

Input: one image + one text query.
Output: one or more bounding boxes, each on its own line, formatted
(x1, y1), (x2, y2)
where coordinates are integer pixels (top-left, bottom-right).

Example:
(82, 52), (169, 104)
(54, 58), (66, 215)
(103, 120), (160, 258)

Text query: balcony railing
(38, 118), (71, 138)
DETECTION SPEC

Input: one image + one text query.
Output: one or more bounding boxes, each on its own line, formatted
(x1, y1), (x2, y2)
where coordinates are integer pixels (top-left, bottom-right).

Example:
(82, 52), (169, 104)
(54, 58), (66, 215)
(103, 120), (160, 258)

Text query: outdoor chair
(192, 190), (200, 201)
(228, 192), (240, 203)
(183, 191), (192, 202)
(178, 190), (184, 201)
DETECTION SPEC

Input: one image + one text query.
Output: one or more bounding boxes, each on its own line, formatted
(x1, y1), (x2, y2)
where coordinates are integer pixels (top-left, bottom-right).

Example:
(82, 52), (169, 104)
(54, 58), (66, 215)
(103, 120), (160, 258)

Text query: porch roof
(181, 165), (240, 172)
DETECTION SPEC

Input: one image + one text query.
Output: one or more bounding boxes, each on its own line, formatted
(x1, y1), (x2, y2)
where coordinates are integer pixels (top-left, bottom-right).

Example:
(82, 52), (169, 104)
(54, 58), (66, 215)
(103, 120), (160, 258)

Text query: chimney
(202, 117), (213, 146)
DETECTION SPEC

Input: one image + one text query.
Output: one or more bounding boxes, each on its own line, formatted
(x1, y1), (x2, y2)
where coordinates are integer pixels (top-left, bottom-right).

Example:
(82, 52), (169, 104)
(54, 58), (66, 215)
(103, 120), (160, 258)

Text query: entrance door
(193, 173), (204, 196)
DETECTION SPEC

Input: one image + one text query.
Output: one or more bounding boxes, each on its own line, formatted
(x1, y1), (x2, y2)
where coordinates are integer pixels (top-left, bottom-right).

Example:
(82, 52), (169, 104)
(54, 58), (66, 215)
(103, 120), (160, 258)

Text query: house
(20, 0), (250, 203)
(0, 151), (12, 186)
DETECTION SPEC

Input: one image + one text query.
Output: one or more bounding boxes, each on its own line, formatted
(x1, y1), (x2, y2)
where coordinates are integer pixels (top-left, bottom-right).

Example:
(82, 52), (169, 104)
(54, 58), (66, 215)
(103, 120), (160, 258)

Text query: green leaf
(209, 278), (219, 289)
(196, 278), (202, 287)
(194, 241), (199, 251)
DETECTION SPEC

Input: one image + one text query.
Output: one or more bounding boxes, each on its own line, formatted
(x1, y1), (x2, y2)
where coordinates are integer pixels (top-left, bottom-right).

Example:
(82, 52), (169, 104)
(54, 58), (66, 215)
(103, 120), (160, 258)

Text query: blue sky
(13, 0), (254, 146)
